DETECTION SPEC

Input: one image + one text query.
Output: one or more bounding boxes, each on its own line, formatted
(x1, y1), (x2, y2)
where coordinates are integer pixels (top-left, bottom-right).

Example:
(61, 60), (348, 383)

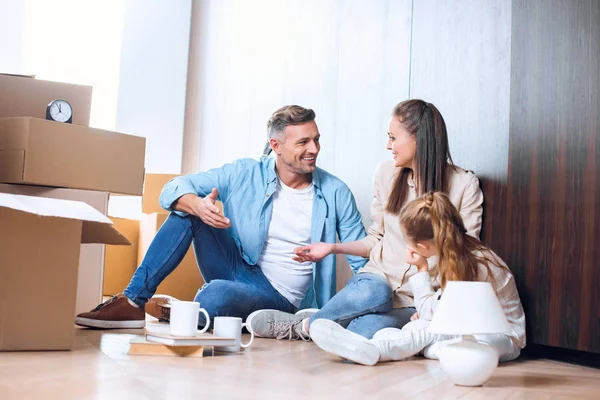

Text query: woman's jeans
(309, 272), (415, 339)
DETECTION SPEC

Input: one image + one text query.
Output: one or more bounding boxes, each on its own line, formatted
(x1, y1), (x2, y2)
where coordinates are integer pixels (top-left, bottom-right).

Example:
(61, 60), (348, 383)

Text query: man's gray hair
(263, 105), (316, 156)
(267, 105), (316, 139)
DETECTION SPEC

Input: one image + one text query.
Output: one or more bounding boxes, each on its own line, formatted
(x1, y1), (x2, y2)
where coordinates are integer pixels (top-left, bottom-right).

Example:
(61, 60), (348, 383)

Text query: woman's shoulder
(449, 164), (478, 179)
(448, 164), (481, 192)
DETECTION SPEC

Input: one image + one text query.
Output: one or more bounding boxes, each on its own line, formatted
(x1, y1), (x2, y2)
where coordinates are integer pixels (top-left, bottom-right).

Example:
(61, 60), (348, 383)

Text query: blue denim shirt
(159, 157), (367, 308)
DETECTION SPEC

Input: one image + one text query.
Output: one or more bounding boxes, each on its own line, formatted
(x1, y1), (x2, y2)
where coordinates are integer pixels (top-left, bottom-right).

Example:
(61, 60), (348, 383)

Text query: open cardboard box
(0, 193), (130, 351)
(0, 183), (111, 315)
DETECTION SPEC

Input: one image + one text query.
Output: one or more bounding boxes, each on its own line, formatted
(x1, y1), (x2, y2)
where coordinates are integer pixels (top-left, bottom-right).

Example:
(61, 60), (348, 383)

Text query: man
(75, 105), (367, 339)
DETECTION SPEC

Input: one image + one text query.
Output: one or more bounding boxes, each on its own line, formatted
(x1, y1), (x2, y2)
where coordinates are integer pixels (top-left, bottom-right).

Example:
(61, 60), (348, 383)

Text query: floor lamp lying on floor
(428, 281), (511, 386)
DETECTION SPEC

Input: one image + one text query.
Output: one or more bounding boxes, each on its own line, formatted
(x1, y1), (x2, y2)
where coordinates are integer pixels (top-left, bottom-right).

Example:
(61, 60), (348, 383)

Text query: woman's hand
(405, 247), (428, 273)
(410, 312), (419, 321)
(293, 242), (335, 263)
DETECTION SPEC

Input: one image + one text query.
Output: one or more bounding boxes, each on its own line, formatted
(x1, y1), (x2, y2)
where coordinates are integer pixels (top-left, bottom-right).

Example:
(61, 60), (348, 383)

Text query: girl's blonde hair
(400, 192), (509, 289)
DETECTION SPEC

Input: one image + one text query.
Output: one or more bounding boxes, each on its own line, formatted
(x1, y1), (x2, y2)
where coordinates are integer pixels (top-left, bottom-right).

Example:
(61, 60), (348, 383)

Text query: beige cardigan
(359, 160), (484, 308)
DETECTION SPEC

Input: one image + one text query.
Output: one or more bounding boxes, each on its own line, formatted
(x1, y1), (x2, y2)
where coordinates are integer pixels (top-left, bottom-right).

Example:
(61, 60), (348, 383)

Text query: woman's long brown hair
(386, 100), (455, 214)
(400, 192), (509, 289)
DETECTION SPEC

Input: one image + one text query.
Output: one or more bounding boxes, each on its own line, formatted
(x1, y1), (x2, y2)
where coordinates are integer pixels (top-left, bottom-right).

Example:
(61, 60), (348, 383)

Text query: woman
(290, 99), (484, 339)
(309, 192), (526, 365)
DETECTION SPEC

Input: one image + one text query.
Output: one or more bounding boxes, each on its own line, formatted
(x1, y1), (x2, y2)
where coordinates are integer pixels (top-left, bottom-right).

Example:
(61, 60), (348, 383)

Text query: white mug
(170, 300), (210, 337)
(213, 316), (254, 352)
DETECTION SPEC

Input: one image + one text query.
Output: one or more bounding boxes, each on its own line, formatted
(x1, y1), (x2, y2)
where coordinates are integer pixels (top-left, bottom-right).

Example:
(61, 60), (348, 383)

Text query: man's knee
(194, 280), (236, 313)
(186, 213), (214, 234)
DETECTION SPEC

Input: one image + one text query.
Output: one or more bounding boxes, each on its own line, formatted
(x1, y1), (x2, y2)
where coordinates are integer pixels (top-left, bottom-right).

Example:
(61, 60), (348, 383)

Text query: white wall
(115, 0), (192, 174)
(184, 0), (412, 225)
(410, 0), (512, 180)
(108, 0), (192, 218)
(0, 0), (26, 73)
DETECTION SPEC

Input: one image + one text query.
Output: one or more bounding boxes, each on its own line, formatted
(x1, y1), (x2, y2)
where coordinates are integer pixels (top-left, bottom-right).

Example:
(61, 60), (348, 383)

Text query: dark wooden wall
(407, 0), (600, 354)
(506, 0), (600, 353)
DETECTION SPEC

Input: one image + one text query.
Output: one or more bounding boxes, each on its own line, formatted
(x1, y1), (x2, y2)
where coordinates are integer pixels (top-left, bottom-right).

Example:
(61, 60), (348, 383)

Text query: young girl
(309, 191), (526, 365)
(247, 99), (484, 340)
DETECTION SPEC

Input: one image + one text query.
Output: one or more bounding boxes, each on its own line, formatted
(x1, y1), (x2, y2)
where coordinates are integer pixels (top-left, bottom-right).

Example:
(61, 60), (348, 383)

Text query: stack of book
(128, 331), (236, 357)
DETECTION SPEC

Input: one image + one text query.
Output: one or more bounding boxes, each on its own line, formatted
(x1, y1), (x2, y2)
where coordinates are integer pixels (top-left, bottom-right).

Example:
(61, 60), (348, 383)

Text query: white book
(145, 332), (236, 347)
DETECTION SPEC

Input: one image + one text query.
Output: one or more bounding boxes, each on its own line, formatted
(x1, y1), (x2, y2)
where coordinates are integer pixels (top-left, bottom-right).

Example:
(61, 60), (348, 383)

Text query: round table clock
(46, 99), (73, 123)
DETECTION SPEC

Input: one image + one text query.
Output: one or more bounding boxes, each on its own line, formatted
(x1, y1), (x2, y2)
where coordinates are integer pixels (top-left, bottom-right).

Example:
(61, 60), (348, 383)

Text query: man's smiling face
(275, 121), (321, 175)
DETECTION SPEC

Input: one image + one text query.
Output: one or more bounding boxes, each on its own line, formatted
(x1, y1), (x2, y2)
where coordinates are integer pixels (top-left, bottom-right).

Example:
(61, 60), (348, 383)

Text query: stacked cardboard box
(0, 74), (146, 350)
(103, 174), (207, 301)
(0, 117), (145, 194)
(0, 74), (93, 125)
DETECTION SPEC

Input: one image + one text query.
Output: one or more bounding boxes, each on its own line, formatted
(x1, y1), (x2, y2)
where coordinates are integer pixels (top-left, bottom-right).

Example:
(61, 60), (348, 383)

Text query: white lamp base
(438, 337), (499, 386)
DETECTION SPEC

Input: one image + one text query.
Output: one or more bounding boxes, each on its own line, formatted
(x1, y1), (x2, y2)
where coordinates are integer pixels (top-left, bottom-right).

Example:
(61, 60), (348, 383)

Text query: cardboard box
(0, 74), (93, 126)
(138, 213), (204, 301)
(0, 193), (129, 351)
(142, 173), (179, 214)
(0, 117), (146, 195)
(0, 183), (110, 315)
(103, 218), (140, 295)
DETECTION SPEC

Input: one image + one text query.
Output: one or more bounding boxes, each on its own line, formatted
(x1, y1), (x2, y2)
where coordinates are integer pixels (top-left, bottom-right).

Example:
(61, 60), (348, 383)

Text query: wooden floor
(1, 321), (599, 400)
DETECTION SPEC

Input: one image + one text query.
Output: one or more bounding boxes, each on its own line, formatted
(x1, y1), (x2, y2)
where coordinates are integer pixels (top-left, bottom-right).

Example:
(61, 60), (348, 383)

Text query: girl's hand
(410, 312), (419, 321)
(405, 247), (428, 273)
(293, 242), (335, 263)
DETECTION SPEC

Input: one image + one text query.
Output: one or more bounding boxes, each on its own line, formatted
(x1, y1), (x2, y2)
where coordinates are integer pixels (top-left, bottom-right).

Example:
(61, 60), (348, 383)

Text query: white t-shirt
(258, 179), (314, 307)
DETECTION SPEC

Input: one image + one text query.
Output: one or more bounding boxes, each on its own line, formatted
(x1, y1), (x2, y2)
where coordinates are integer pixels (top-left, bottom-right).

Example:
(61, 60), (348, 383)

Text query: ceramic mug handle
(240, 322), (254, 348)
(197, 308), (210, 333)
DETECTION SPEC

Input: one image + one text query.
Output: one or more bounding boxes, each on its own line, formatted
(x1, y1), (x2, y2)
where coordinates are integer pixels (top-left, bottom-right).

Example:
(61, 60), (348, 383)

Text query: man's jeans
(124, 213), (295, 328)
(309, 272), (415, 339)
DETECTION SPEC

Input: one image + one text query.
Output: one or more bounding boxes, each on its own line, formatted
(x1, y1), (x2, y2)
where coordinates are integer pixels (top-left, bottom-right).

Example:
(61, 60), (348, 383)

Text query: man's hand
(293, 242), (335, 263)
(405, 247), (428, 273)
(175, 189), (231, 229)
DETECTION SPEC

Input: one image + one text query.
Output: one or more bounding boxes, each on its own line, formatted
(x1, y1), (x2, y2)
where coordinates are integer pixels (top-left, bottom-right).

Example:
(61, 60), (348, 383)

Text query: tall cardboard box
(0, 183), (110, 315)
(0, 74), (93, 126)
(138, 213), (204, 301)
(0, 117), (146, 195)
(142, 173), (179, 214)
(0, 193), (129, 351)
(103, 218), (140, 295)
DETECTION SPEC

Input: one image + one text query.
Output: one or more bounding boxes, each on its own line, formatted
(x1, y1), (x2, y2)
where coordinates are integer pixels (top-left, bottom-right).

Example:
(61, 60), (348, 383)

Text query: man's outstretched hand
(176, 189), (231, 229)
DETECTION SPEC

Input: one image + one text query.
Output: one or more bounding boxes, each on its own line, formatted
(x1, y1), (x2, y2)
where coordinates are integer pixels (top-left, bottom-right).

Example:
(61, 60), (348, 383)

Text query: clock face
(48, 100), (73, 122)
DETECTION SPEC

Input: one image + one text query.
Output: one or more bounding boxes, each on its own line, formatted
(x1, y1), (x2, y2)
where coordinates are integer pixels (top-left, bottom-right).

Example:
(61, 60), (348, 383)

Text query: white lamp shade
(428, 281), (511, 335)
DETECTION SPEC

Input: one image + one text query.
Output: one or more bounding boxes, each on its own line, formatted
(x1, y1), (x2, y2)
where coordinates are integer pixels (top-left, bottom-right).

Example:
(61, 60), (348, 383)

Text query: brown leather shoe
(75, 294), (145, 329)
(145, 295), (178, 322)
